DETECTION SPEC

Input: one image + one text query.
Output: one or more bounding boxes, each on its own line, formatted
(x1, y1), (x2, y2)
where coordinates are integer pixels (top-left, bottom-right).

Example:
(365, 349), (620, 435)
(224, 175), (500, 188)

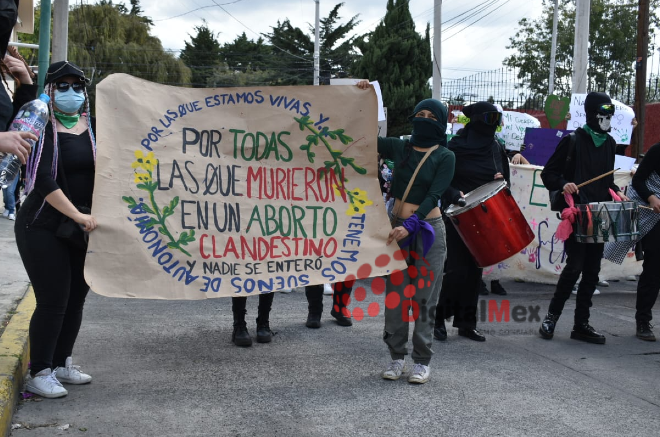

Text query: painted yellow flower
(346, 187), (373, 216)
(132, 150), (157, 172)
(134, 172), (152, 184)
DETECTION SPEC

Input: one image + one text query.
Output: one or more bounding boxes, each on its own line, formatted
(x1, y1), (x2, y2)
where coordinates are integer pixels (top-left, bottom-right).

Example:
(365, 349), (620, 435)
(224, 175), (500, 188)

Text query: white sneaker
(55, 357), (92, 384)
(597, 280), (609, 287)
(627, 275), (638, 281)
(25, 368), (68, 398)
(8, 213), (15, 221)
(279, 288), (292, 293)
(323, 283), (333, 295)
(408, 363), (430, 384)
(381, 359), (406, 380)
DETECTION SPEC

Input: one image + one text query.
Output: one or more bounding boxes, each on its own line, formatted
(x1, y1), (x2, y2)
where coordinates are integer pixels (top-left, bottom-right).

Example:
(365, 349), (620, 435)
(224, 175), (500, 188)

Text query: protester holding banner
(538, 92), (628, 345)
(358, 81), (455, 385)
(435, 102), (509, 343)
(15, 61), (97, 398)
(231, 293), (274, 346)
(1, 50), (38, 220)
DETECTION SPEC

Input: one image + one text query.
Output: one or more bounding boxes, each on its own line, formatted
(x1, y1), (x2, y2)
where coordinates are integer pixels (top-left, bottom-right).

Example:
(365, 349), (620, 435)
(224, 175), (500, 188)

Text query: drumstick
(561, 169), (620, 194)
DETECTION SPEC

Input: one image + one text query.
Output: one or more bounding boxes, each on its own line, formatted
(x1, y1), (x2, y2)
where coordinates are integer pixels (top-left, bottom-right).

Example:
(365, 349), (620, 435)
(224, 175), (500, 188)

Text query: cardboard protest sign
(497, 111), (541, 151)
(568, 94), (635, 145)
(544, 95), (570, 128)
(86, 74), (406, 299)
(522, 128), (573, 166)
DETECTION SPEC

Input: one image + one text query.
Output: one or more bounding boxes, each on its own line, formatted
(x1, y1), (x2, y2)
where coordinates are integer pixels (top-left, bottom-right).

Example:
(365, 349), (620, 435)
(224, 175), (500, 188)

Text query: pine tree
(179, 20), (222, 87)
(353, 0), (432, 137)
(264, 3), (361, 85)
(219, 32), (273, 72)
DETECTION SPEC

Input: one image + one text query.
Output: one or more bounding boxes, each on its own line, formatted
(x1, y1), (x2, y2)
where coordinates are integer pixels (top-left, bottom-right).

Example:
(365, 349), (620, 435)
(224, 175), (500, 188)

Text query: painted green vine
(295, 115), (373, 215)
(122, 150), (196, 257)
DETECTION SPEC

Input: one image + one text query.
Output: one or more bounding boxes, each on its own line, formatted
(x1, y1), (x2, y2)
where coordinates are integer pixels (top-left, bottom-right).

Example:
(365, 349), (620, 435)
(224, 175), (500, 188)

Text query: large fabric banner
(482, 164), (642, 283)
(86, 74), (405, 299)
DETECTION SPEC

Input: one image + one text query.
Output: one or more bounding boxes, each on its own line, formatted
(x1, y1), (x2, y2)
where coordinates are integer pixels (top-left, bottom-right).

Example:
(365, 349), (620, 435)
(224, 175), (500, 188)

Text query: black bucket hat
(45, 61), (88, 84)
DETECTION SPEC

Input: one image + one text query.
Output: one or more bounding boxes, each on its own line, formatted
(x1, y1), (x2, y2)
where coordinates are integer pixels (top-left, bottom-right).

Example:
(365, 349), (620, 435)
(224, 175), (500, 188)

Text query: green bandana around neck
(54, 111), (81, 129)
(583, 124), (608, 147)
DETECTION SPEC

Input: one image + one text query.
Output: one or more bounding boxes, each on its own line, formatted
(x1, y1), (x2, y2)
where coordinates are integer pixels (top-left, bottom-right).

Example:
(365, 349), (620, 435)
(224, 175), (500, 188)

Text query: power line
(153, 0), (245, 22)
(443, 0), (512, 42)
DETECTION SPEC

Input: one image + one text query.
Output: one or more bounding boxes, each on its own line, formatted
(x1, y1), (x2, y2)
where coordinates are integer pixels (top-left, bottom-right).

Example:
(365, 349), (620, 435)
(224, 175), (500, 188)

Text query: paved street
(9, 277), (660, 436)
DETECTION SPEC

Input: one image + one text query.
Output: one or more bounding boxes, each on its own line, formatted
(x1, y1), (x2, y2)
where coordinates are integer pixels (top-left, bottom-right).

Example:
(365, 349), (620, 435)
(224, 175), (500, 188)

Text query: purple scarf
(398, 215), (436, 258)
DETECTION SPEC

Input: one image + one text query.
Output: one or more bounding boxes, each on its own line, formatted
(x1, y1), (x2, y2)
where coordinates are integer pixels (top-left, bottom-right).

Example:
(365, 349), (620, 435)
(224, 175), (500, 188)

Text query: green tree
(264, 2), (361, 85)
(20, 2), (190, 110)
(219, 32), (273, 72)
(504, 0), (660, 97)
(179, 20), (222, 87)
(353, 0), (432, 137)
(67, 2), (190, 90)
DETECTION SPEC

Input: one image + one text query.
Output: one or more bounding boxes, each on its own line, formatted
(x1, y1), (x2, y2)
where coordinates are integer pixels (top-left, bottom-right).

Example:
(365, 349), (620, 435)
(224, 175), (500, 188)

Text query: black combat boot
(256, 317), (273, 343)
(330, 291), (352, 326)
(570, 322), (606, 344)
(232, 310), (252, 347)
(434, 320), (447, 341)
(636, 322), (656, 342)
(539, 312), (560, 339)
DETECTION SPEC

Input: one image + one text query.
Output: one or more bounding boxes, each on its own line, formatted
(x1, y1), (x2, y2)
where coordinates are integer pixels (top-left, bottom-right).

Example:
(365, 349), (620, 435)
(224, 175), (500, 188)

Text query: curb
(0, 287), (34, 437)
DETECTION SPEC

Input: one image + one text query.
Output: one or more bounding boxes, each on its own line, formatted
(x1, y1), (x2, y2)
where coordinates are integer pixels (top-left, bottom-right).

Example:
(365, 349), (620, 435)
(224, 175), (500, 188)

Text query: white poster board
(497, 111), (541, 151)
(568, 94), (635, 145)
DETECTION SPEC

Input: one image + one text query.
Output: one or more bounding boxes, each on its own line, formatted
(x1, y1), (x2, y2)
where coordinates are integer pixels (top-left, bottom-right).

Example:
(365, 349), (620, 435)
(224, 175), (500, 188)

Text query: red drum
(444, 180), (535, 267)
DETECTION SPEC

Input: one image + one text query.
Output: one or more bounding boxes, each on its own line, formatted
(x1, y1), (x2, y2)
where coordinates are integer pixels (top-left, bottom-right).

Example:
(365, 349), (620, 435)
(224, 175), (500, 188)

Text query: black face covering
(584, 92), (613, 134)
(463, 102), (499, 137)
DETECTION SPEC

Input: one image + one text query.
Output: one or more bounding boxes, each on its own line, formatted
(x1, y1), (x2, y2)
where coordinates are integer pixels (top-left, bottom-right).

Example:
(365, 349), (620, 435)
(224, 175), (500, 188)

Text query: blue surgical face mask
(54, 88), (85, 114)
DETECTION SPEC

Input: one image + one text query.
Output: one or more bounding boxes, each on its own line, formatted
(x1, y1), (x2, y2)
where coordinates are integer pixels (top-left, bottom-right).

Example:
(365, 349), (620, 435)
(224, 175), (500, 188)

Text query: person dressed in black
(626, 142), (660, 341)
(434, 102), (510, 342)
(231, 293), (274, 347)
(305, 282), (352, 328)
(539, 92), (628, 344)
(16, 61), (98, 398)
(0, 0), (37, 169)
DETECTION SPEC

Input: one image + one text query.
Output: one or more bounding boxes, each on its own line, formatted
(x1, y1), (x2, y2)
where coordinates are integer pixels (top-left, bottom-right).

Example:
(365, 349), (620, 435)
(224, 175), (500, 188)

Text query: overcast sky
(96, 0), (545, 81)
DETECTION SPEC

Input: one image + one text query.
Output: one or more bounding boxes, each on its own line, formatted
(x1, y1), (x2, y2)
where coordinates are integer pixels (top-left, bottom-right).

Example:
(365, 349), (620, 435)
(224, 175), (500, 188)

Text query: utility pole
(313, 0), (320, 86)
(432, 0), (442, 100)
(37, 0), (52, 93)
(548, 0), (559, 95)
(631, 0), (650, 160)
(52, 0), (69, 63)
(571, 0), (590, 93)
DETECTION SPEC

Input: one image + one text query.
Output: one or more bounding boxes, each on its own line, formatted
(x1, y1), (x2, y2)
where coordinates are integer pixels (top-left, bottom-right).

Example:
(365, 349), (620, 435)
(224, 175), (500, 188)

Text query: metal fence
(441, 67), (660, 109)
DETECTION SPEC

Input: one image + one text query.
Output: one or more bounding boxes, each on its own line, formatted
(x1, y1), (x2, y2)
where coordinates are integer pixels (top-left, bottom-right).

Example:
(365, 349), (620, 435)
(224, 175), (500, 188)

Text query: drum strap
(391, 144), (439, 225)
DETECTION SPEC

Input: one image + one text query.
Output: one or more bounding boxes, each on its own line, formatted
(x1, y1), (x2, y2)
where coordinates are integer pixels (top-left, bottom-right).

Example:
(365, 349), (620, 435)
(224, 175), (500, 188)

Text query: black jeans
(636, 222), (660, 324)
(548, 234), (603, 324)
(231, 293), (274, 325)
(305, 282), (353, 315)
(15, 210), (89, 375)
(436, 220), (481, 329)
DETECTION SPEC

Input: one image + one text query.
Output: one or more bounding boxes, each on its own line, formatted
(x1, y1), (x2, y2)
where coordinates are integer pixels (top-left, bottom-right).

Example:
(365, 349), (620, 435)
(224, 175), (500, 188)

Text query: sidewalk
(0, 215), (32, 437)
(6, 277), (660, 436)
